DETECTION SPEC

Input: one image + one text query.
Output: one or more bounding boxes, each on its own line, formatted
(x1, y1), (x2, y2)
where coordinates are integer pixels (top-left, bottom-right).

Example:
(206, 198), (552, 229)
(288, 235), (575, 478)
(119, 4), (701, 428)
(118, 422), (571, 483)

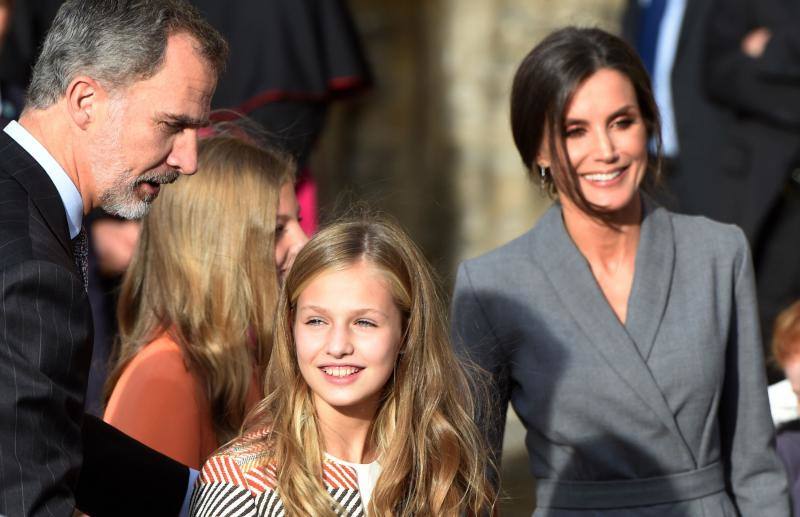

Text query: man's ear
(65, 76), (106, 130)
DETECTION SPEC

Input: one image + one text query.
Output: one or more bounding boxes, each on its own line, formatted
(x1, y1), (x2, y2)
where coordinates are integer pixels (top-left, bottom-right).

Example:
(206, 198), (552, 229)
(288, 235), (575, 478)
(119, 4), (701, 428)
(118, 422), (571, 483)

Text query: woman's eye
(355, 319), (377, 328)
(565, 127), (585, 138)
(305, 317), (325, 326)
(275, 224), (286, 236)
(614, 118), (634, 129)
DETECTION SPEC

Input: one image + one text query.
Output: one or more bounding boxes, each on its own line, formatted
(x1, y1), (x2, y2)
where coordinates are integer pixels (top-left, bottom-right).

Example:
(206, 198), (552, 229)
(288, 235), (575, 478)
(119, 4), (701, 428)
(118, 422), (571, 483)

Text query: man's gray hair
(26, 0), (228, 109)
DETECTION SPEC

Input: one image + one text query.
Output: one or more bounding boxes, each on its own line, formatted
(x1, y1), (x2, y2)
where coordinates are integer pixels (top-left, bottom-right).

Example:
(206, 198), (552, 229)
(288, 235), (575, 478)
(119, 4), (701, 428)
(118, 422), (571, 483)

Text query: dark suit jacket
(705, 0), (800, 241)
(0, 131), (189, 516)
(776, 421), (800, 516)
(705, 0), (800, 375)
(622, 0), (742, 223)
(0, 129), (92, 516)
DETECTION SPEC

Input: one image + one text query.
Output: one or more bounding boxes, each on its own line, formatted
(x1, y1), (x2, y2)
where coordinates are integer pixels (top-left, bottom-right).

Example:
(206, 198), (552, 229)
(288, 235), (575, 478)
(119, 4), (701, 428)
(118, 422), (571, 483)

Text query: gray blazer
(452, 197), (790, 515)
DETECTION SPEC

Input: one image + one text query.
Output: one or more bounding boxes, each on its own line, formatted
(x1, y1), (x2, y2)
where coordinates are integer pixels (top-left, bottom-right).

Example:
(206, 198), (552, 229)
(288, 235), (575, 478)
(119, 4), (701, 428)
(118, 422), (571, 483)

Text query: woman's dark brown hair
(510, 27), (662, 215)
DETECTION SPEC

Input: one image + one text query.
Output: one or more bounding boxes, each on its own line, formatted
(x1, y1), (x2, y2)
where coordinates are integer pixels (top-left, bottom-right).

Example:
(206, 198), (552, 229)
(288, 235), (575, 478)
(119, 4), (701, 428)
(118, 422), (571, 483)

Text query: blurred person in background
(83, 209), (142, 416)
(0, 0), (24, 125)
(770, 301), (800, 515)
(622, 0), (738, 222)
(705, 0), (800, 382)
(0, 0), (61, 94)
(104, 135), (308, 470)
(452, 27), (789, 515)
(190, 0), (372, 236)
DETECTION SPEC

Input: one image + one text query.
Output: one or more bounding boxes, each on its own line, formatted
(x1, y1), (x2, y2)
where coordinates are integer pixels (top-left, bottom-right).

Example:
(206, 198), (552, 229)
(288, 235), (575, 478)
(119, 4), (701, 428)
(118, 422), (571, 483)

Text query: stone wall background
(314, 1), (625, 513)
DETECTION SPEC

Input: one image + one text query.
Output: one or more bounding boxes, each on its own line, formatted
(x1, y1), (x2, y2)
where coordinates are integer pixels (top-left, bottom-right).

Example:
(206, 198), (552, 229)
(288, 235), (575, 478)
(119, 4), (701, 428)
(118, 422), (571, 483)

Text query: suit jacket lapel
(0, 131), (72, 257)
(532, 201), (694, 466)
(625, 194), (675, 360)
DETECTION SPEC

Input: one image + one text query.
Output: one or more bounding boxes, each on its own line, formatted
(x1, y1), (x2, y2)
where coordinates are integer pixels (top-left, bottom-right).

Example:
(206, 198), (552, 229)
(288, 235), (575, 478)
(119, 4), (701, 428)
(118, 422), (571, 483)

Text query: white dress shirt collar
(4, 120), (84, 239)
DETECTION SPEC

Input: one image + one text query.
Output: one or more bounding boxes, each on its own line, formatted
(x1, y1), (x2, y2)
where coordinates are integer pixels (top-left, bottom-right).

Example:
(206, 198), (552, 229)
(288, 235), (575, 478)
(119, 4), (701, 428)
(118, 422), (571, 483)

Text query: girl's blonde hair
(106, 134), (294, 443)
(242, 218), (496, 516)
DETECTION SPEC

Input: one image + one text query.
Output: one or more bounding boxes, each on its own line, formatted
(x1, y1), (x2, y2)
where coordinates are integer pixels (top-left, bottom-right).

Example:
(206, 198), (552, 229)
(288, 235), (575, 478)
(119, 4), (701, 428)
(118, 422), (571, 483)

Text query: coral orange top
(104, 334), (262, 469)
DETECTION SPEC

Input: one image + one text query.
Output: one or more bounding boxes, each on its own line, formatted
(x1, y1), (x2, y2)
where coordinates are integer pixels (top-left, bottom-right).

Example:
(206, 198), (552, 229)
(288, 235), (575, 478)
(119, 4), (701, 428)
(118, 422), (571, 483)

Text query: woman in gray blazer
(451, 27), (790, 515)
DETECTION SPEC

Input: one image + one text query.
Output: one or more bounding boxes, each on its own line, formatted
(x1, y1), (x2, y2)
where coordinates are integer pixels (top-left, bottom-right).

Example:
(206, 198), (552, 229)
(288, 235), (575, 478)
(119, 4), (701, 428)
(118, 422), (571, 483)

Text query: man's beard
(90, 108), (179, 219)
(90, 97), (179, 220)
(99, 166), (180, 220)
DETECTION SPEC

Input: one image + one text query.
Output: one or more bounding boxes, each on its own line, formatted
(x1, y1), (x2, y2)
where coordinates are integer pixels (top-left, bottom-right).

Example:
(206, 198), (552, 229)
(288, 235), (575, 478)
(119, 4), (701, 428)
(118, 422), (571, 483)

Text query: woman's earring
(539, 165), (550, 189)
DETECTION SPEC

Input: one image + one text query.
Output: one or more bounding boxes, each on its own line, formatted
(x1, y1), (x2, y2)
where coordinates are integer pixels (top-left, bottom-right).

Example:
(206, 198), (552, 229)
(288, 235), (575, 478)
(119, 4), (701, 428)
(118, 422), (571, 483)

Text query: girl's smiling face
(294, 260), (403, 418)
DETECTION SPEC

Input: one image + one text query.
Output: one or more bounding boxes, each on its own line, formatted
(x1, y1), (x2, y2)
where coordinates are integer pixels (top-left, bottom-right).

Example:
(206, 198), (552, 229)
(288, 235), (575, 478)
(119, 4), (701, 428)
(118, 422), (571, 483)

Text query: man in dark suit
(705, 0), (800, 382)
(622, 0), (741, 222)
(0, 1), (227, 515)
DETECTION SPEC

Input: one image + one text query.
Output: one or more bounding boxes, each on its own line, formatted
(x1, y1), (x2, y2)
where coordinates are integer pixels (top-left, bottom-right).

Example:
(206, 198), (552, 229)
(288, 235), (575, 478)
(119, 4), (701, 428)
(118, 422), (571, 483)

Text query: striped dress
(190, 430), (366, 516)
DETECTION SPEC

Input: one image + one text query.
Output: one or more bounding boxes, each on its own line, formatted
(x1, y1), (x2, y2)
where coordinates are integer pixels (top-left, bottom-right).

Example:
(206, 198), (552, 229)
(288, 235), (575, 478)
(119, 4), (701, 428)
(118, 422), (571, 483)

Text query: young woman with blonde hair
(103, 134), (308, 469)
(191, 219), (495, 516)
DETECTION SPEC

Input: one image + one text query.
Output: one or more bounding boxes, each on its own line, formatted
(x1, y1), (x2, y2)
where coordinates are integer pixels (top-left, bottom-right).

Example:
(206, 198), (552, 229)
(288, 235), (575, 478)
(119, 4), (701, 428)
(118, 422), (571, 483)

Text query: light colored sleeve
(178, 468), (200, 517)
(104, 345), (204, 469)
(719, 228), (791, 516)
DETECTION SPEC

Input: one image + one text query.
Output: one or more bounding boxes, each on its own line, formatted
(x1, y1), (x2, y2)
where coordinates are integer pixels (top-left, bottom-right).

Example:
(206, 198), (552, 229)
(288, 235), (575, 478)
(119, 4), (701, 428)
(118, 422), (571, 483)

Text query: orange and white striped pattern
(190, 431), (366, 516)
(323, 459), (359, 490)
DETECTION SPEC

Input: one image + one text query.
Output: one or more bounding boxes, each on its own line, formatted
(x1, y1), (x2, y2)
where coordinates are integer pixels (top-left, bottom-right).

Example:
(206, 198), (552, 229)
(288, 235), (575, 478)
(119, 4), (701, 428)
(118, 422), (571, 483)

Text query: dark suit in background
(0, 0), (63, 93)
(705, 0), (800, 380)
(622, 0), (740, 222)
(776, 420), (800, 516)
(189, 0), (371, 167)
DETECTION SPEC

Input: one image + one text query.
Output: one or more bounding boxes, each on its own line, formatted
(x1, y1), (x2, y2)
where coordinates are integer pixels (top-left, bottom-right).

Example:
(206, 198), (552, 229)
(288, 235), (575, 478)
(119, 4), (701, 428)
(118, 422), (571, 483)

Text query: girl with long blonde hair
(191, 218), (495, 516)
(103, 134), (308, 469)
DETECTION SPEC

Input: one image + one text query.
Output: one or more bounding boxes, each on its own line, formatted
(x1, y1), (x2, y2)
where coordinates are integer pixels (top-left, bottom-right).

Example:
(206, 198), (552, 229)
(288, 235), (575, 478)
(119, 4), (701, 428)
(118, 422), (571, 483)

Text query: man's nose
(166, 129), (199, 175)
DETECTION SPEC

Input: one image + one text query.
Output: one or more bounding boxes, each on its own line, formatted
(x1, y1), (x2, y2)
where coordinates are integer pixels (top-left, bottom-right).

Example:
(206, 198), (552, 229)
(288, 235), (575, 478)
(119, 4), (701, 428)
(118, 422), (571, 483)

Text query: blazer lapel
(532, 202), (695, 466)
(0, 131), (72, 257)
(625, 195), (675, 361)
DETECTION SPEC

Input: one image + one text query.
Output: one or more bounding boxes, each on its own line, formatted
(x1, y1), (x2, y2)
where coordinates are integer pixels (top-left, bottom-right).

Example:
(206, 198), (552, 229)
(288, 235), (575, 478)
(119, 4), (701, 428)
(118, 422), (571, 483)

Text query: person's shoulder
(0, 171), (34, 269)
(666, 209), (748, 256)
(108, 335), (195, 405)
(193, 429), (281, 514)
(460, 224), (538, 280)
(125, 335), (191, 378)
(104, 334), (200, 421)
(200, 427), (278, 492)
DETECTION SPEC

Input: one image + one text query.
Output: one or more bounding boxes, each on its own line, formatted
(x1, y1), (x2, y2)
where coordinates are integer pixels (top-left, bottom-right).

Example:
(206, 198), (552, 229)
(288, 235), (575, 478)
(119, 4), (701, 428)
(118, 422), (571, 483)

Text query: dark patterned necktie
(71, 226), (89, 292)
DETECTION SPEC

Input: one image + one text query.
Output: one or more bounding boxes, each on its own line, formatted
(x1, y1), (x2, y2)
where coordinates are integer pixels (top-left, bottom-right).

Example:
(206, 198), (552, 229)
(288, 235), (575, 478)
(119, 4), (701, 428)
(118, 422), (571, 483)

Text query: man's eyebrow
(158, 113), (210, 128)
